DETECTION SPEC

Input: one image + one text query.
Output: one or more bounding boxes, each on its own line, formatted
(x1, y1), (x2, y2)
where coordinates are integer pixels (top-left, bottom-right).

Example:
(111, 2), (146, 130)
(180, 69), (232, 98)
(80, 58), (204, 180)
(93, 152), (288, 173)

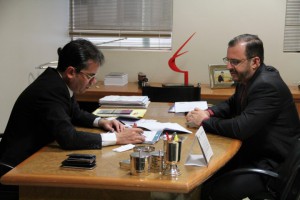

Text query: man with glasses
(0, 39), (145, 168)
(186, 34), (300, 199)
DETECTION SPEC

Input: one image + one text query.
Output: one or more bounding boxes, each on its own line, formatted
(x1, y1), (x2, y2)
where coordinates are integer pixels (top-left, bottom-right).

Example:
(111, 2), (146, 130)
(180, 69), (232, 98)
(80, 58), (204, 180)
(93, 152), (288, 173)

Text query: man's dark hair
(56, 39), (104, 72)
(228, 34), (264, 64)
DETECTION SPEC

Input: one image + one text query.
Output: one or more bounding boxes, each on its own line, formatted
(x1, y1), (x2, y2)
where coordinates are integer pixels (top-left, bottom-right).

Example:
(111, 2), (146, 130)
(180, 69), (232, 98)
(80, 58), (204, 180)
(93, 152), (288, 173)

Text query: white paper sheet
(174, 101), (208, 113)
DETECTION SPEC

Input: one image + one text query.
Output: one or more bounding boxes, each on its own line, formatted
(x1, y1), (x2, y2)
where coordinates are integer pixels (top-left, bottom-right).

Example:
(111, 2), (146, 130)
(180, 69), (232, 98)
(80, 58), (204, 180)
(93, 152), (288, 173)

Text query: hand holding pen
(99, 119), (125, 132)
(132, 122), (145, 136)
(115, 127), (145, 145)
(116, 122), (144, 144)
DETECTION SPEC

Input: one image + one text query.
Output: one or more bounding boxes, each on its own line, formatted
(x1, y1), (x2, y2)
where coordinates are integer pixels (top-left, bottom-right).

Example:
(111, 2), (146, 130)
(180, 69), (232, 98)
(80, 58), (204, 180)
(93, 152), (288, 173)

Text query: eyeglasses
(223, 57), (252, 67)
(79, 71), (96, 81)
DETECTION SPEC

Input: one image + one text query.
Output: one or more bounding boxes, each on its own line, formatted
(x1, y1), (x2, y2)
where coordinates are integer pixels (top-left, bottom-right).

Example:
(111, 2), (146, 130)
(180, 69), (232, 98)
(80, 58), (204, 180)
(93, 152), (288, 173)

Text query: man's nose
(90, 77), (97, 85)
(226, 63), (233, 70)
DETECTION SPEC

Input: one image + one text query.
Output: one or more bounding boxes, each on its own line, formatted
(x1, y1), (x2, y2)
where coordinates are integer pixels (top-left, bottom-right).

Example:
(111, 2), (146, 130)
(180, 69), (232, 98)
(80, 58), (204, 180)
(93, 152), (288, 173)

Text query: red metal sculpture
(168, 32), (196, 86)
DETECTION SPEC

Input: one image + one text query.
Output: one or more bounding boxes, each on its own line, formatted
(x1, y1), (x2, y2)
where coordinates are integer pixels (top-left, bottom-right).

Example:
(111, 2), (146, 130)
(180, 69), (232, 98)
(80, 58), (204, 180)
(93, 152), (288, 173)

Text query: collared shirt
(58, 70), (116, 146)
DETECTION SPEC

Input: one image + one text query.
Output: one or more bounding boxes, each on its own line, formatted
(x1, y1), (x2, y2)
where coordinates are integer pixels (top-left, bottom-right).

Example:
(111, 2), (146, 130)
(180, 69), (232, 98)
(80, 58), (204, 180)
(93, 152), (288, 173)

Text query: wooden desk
(1, 103), (241, 200)
(76, 81), (300, 116)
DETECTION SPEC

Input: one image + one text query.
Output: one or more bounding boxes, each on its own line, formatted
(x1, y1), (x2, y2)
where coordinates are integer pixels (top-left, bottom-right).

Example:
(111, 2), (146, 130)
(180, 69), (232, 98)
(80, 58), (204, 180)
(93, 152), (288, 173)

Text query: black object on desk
(61, 154), (96, 170)
(142, 85), (201, 102)
(162, 83), (194, 87)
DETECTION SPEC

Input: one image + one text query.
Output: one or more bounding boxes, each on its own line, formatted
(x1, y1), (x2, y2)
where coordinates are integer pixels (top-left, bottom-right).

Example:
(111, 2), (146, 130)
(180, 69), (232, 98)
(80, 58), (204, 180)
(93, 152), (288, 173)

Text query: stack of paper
(99, 95), (150, 109)
(104, 72), (128, 86)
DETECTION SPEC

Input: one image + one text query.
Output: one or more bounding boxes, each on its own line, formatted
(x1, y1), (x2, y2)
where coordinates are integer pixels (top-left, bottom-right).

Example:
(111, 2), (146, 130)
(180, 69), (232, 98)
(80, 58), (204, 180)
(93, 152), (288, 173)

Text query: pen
(172, 132), (177, 141)
(118, 120), (125, 125)
(165, 131), (170, 141)
(174, 133), (179, 142)
(133, 123), (137, 128)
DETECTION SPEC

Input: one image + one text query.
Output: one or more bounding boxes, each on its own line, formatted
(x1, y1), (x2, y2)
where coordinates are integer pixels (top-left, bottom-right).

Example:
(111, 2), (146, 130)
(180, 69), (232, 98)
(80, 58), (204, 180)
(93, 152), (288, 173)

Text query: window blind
(284, 0), (300, 52)
(70, 0), (173, 50)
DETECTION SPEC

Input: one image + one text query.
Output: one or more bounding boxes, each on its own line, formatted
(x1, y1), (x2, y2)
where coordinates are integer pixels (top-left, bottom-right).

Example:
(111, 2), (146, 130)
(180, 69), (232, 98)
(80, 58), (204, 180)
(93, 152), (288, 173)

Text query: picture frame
(208, 65), (234, 88)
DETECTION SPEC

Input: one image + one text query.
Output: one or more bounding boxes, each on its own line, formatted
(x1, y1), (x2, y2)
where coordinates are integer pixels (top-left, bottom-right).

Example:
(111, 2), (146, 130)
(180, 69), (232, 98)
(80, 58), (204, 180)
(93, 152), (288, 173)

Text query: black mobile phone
(67, 153), (96, 159)
(60, 162), (96, 170)
(65, 157), (96, 164)
(61, 153), (97, 170)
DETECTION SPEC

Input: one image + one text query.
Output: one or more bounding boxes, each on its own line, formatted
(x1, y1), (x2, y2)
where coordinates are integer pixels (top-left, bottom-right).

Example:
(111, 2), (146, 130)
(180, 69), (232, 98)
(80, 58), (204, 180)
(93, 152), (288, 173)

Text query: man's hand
(186, 108), (210, 126)
(99, 119), (125, 132)
(116, 128), (145, 144)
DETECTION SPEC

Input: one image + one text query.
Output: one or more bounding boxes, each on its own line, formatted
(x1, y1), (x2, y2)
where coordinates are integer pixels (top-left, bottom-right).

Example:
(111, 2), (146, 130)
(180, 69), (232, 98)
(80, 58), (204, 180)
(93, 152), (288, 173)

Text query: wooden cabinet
(76, 82), (300, 117)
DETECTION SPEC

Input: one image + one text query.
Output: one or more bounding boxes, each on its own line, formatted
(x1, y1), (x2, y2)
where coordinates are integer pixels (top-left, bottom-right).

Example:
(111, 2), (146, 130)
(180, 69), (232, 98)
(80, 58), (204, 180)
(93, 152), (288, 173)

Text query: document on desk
(173, 101), (208, 113)
(136, 120), (192, 134)
(143, 130), (163, 144)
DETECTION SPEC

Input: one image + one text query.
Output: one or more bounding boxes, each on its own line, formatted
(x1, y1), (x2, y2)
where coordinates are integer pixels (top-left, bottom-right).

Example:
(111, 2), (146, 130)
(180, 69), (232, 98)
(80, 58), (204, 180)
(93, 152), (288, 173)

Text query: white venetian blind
(284, 0), (300, 52)
(69, 0), (173, 50)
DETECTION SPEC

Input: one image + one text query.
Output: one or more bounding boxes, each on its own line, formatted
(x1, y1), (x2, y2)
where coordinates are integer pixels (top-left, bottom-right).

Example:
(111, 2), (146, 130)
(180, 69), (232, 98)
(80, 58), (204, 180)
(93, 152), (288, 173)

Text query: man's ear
(65, 66), (77, 79)
(252, 57), (261, 70)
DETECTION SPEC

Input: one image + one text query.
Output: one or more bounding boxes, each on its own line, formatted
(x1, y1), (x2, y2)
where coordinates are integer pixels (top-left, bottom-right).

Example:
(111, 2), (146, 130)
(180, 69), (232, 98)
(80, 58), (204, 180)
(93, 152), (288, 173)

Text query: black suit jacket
(0, 68), (102, 166)
(203, 64), (300, 169)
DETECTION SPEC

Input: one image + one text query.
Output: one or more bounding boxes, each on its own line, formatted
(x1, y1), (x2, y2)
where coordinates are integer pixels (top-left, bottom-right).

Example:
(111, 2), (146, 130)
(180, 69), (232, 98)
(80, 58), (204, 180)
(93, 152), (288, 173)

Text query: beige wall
(1, 0), (299, 132)
(100, 0), (300, 85)
(0, 0), (69, 132)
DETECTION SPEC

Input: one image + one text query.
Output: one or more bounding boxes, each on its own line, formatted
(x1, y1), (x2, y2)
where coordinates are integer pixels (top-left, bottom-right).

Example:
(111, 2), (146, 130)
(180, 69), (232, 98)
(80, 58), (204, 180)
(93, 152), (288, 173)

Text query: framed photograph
(208, 65), (234, 88)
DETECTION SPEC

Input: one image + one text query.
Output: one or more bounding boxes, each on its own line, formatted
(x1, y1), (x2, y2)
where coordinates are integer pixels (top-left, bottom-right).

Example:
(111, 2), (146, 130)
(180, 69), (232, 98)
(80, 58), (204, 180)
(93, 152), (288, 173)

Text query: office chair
(210, 138), (300, 200)
(0, 162), (18, 200)
(142, 85), (201, 102)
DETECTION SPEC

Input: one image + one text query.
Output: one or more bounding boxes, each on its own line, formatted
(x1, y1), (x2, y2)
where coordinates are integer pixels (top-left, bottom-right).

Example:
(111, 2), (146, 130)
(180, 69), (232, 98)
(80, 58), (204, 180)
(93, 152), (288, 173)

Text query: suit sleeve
(202, 82), (281, 140)
(70, 96), (98, 127)
(41, 98), (102, 150)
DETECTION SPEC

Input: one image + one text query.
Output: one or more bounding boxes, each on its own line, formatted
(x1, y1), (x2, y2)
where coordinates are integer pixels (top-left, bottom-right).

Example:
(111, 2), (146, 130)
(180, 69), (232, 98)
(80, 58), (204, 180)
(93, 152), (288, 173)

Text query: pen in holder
(163, 137), (182, 177)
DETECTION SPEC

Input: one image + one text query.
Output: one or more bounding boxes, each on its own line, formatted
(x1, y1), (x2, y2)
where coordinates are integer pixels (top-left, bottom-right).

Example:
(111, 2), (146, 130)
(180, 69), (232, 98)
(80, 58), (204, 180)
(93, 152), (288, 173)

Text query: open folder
(143, 130), (163, 144)
(135, 121), (192, 134)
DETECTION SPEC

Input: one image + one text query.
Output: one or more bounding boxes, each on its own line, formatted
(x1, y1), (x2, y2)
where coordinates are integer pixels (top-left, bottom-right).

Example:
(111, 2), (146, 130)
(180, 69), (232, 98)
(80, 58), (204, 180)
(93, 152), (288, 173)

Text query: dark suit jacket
(0, 68), (102, 166)
(203, 64), (300, 170)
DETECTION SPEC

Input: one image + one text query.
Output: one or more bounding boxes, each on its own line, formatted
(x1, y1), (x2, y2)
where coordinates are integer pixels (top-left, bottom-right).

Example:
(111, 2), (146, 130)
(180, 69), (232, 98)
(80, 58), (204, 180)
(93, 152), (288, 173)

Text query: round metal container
(150, 150), (164, 173)
(130, 151), (151, 176)
(133, 145), (155, 153)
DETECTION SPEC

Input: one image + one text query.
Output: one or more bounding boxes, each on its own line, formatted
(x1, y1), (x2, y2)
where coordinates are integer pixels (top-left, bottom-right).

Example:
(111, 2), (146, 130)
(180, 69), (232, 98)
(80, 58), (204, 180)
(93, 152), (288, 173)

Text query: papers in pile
(99, 95), (150, 109)
(104, 72), (128, 86)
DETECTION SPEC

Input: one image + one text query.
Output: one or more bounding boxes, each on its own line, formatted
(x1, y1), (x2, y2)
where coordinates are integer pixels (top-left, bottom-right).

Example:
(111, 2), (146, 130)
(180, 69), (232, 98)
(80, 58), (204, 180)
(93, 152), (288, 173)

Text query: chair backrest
(0, 162), (18, 200)
(0, 162), (13, 177)
(142, 86), (201, 102)
(269, 138), (300, 200)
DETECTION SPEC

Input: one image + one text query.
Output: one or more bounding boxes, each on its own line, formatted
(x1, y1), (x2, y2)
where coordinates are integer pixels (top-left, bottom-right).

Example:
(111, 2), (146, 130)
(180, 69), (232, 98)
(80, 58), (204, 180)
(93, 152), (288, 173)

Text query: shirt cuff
(101, 132), (117, 146)
(93, 117), (101, 127)
(206, 109), (214, 117)
(200, 117), (209, 126)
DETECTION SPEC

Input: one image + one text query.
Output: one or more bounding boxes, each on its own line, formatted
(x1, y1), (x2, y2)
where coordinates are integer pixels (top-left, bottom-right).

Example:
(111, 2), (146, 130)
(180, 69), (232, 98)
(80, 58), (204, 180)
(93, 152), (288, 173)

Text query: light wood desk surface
(1, 103), (241, 199)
